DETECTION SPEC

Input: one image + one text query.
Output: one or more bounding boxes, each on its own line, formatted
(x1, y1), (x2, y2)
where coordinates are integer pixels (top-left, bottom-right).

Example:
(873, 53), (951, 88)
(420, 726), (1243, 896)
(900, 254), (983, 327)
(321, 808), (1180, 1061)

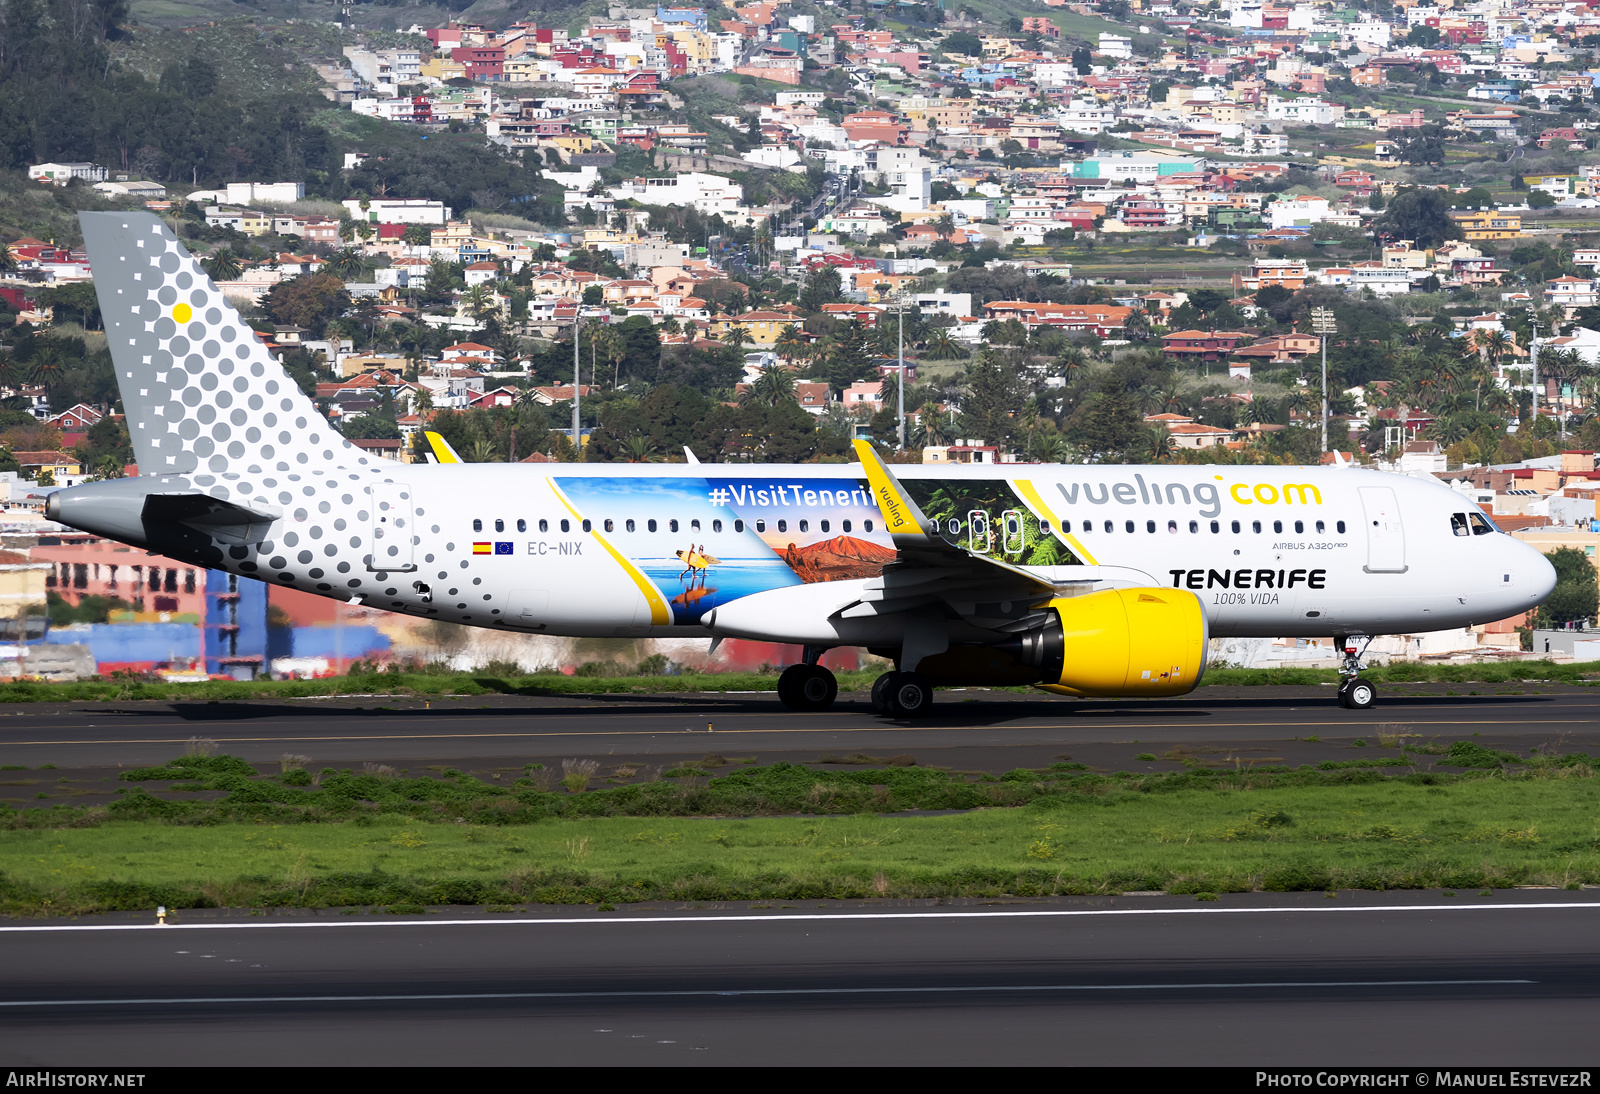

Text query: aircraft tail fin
(78, 212), (375, 482)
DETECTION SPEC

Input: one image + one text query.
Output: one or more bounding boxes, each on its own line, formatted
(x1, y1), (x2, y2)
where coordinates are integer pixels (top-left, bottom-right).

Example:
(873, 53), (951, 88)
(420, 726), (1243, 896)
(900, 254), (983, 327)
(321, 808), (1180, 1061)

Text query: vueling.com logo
(1229, 482), (1323, 507)
(878, 484), (911, 530)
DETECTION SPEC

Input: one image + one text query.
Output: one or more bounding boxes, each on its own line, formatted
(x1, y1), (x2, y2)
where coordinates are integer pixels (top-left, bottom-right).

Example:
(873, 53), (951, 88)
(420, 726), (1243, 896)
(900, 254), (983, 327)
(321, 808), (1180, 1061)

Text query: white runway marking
(0, 980), (1536, 1008)
(0, 902), (1596, 933)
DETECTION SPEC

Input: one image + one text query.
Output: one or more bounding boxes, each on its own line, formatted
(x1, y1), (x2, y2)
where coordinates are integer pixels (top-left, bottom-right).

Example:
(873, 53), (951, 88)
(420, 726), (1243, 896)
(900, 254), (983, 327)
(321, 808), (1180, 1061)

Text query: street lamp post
(1529, 317), (1540, 430)
(896, 292), (906, 452)
(1310, 307), (1338, 455)
(571, 304), (582, 456)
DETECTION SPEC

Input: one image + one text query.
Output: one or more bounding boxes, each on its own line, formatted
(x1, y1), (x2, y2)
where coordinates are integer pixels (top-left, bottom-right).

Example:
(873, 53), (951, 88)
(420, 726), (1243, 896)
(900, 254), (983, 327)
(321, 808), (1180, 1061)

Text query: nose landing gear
(1335, 635), (1376, 709)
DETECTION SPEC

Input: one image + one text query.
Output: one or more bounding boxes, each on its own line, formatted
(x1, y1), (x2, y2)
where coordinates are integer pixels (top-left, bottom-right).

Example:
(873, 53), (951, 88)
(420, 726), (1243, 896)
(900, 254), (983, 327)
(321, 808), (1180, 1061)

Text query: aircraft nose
(1523, 541), (1557, 604)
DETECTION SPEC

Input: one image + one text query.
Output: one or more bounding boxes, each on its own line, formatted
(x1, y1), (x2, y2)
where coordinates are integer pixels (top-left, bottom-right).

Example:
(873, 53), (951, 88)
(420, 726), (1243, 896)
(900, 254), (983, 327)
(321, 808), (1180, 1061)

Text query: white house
(607, 172), (744, 215)
(342, 198), (452, 225)
(1266, 196), (1333, 229)
(28, 163), (106, 186)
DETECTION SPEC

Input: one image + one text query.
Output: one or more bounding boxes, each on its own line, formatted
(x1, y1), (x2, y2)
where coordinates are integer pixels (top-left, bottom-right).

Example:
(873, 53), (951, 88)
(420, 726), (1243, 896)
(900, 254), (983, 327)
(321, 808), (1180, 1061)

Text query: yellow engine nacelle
(1019, 587), (1209, 698)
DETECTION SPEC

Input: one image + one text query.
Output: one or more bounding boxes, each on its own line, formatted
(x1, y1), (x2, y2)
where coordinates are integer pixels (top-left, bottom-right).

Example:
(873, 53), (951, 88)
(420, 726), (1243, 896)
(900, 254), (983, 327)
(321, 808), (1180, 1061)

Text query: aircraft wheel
(1344, 677), (1377, 710)
(777, 665), (803, 709)
(870, 672), (896, 715)
(886, 672), (934, 719)
(794, 665), (837, 711)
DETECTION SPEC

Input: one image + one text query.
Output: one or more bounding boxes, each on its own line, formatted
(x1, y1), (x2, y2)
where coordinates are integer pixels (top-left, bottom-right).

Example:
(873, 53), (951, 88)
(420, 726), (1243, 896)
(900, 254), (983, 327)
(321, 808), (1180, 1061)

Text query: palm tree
(1029, 433), (1069, 463)
(776, 323), (807, 365)
(917, 404), (952, 447)
(922, 328), (966, 361)
(28, 338), (64, 389)
(0, 240), (15, 275)
(462, 283), (496, 322)
(202, 248), (242, 282)
(745, 363), (796, 407)
(466, 436), (503, 463)
(935, 213), (956, 242)
(592, 325), (625, 387)
(622, 434), (659, 463)
(720, 323), (750, 349)
(327, 248), (367, 281)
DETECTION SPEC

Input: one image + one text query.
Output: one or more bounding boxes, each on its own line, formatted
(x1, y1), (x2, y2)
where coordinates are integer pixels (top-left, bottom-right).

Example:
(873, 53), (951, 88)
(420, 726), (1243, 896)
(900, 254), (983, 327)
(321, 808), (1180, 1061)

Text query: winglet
(683, 445), (700, 465)
(424, 431), (462, 464)
(852, 439), (933, 543)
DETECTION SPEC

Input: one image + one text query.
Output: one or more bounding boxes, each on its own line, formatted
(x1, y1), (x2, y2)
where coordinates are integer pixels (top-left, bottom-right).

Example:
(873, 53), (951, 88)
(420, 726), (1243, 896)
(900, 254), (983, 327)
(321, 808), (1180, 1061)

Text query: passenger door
(1358, 486), (1406, 573)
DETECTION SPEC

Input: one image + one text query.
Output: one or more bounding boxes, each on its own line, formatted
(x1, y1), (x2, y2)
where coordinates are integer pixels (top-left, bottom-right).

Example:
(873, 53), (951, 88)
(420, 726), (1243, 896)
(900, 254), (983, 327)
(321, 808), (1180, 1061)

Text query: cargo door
(368, 482), (417, 573)
(1358, 486), (1406, 574)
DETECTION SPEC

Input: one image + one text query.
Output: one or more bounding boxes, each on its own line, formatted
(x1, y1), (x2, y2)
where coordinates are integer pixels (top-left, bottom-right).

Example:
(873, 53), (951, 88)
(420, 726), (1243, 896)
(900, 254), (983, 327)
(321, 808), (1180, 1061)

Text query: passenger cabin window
(1294, 520), (1304, 534)
(798, 520), (808, 533)
(755, 520), (766, 533)
(1231, 520), (1241, 534)
(625, 519), (636, 533)
(1210, 521), (1220, 534)
(540, 519), (549, 533)
(1252, 520), (1261, 534)
(647, 519), (657, 533)
(472, 519), (483, 532)
(864, 520), (874, 532)
(582, 520), (592, 532)
(604, 520), (613, 533)
(711, 520), (722, 533)
(494, 519), (504, 533)
(691, 519), (700, 531)
(733, 520), (743, 532)
(1336, 520), (1346, 534)
(516, 519), (526, 533)
(1168, 520), (1178, 534)
(777, 520), (788, 533)
(1315, 520), (1325, 534)
(1189, 520), (1199, 533)
(1125, 520), (1135, 534)
(1469, 513), (1495, 535)
(821, 520), (831, 533)
(1274, 520), (1283, 533)
(1103, 520), (1113, 533)
(841, 520), (851, 533)
(559, 519), (569, 533)
(1146, 520), (1156, 534)
(1451, 513), (1471, 537)
(669, 519), (679, 533)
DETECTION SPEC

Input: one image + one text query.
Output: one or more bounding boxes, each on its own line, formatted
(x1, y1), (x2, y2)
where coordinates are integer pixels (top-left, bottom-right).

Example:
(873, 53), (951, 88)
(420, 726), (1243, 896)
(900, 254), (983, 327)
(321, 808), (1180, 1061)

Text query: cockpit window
(1469, 512), (1496, 536)
(1450, 513), (1470, 537)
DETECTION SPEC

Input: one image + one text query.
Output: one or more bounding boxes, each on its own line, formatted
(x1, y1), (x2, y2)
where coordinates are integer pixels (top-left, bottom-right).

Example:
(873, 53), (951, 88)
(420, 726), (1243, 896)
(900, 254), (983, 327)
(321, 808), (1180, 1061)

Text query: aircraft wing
(850, 440), (1087, 622)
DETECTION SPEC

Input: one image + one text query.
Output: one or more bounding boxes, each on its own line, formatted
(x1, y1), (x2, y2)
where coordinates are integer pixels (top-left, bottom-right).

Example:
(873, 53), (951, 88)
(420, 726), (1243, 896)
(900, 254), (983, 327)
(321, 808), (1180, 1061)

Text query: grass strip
(2, 753), (1597, 916)
(0, 658), (1594, 703)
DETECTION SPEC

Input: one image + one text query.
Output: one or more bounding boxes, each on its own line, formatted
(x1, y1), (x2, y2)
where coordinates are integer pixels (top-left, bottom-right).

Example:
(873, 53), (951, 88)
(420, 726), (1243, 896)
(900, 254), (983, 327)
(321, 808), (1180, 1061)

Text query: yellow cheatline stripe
(546, 480), (670, 626)
(851, 438), (926, 539)
(1013, 479), (1097, 566)
(424, 431), (462, 464)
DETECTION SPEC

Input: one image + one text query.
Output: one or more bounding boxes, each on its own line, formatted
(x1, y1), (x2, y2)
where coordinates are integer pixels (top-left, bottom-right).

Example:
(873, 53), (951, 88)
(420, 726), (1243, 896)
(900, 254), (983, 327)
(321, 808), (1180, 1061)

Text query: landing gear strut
(777, 648), (837, 711)
(1335, 634), (1376, 710)
(870, 670), (934, 718)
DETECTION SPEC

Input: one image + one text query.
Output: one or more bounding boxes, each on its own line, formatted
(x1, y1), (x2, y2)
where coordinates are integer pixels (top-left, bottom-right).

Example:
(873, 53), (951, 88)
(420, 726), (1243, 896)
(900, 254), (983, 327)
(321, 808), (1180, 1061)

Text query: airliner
(45, 213), (1556, 716)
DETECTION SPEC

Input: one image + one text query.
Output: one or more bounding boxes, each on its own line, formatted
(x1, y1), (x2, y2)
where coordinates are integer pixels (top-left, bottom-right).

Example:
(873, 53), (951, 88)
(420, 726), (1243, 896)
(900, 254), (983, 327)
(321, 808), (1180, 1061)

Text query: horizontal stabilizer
(142, 492), (279, 545)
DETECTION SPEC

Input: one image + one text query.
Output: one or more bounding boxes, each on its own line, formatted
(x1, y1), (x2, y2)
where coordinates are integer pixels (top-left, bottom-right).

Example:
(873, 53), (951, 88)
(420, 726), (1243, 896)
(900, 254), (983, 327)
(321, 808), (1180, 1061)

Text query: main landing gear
(870, 671), (934, 719)
(1335, 634), (1377, 710)
(777, 647), (838, 711)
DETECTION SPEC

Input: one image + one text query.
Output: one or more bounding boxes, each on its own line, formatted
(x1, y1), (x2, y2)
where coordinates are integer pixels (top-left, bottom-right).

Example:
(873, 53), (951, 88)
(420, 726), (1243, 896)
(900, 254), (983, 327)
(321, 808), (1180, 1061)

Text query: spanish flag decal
(472, 542), (492, 554)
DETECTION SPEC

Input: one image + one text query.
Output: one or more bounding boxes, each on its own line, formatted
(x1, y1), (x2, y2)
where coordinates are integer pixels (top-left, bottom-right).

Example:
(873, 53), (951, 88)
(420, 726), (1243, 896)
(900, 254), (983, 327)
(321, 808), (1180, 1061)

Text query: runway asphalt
(0, 683), (1597, 808)
(2, 893), (1597, 1065)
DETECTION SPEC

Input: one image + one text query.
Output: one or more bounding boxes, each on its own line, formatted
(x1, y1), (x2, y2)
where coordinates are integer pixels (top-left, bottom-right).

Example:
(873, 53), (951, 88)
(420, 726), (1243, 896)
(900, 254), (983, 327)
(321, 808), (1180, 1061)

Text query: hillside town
(7, 0), (1600, 675)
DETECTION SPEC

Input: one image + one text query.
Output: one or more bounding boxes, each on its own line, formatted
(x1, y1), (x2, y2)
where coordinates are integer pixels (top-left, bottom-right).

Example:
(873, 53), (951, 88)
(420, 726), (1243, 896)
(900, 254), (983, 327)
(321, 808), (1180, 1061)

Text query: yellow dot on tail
(172, 303), (192, 324)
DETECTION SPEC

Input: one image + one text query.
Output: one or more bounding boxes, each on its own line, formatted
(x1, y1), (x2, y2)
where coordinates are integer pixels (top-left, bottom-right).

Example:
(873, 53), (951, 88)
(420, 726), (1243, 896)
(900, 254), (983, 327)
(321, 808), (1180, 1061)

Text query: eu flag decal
(494, 542), (513, 555)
